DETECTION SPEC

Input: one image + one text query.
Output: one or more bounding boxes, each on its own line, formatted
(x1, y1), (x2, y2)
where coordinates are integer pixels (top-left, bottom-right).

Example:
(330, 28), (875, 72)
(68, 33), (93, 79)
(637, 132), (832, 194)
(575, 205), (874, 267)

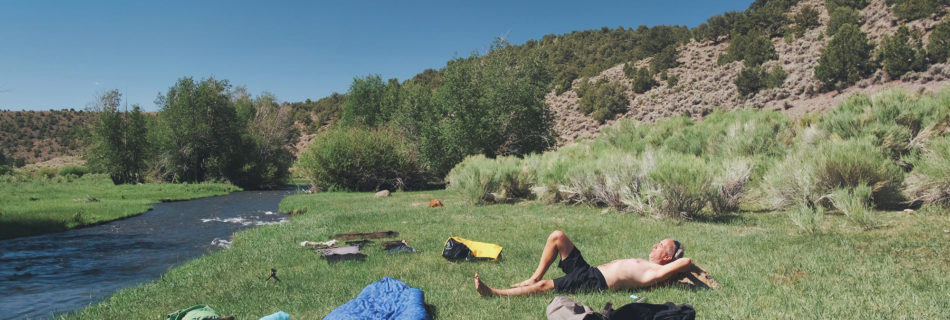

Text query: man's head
(648, 238), (684, 265)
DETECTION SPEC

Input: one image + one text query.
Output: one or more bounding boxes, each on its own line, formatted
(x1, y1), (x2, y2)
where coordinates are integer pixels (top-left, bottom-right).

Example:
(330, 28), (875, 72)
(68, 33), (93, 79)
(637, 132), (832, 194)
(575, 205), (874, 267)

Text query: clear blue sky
(0, 0), (753, 111)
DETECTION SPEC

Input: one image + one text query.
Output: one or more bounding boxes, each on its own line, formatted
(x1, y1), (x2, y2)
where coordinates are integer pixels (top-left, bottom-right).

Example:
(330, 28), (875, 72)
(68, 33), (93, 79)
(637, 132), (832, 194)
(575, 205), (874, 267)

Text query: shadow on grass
(689, 212), (745, 224)
(424, 303), (439, 319)
(0, 218), (67, 240)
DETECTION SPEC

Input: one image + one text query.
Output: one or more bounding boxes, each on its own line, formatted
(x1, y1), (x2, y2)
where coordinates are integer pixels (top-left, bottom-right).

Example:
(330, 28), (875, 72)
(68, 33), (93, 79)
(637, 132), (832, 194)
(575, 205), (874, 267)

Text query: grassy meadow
(64, 190), (950, 319)
(0, 174), (239, 239)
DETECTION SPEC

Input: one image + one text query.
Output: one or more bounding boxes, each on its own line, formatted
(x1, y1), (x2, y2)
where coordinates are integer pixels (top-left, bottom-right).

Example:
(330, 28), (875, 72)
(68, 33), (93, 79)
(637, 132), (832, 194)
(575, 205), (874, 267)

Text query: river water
(0, 188), (299, 320)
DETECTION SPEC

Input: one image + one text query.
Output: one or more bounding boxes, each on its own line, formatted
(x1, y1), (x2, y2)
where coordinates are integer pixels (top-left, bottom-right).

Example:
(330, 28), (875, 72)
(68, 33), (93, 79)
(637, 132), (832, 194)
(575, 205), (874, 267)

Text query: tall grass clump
(559, 151), (644, 211)
(58, 165), (89, 178)
(906, 136), (950, 206)
(297, 126), (423, 192)
(704, 109), (792, 158)
(710, 157), (753, 214)
(446, 155), (534, 204)
(819, 89), (950, 157)
(597, 119), (649, 154)
(525, 151), (572, 203)
(763, 138), (905, 210)
(830, 184), (877, 230)
(649, 152), (714, 218)
(788, 202), (825, 234)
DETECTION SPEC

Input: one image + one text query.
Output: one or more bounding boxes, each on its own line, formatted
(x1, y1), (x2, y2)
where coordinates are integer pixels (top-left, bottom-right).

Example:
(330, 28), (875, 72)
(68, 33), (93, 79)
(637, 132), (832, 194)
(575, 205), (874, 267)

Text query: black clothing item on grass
(553, 247), (608, 293)
(607, 302), (696, 320)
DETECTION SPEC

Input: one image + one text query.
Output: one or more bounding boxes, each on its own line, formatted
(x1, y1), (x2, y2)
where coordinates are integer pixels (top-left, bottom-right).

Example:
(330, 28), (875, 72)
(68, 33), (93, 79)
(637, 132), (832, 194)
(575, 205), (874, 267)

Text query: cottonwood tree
(153, 77), (242, 183)
(86, 90), (149, 184)
(232, 92), (296, 188)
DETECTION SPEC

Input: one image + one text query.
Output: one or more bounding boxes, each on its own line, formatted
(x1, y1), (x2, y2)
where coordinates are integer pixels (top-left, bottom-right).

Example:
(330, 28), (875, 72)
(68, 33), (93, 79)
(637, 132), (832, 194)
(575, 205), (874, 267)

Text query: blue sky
(0, 0), (753, 111)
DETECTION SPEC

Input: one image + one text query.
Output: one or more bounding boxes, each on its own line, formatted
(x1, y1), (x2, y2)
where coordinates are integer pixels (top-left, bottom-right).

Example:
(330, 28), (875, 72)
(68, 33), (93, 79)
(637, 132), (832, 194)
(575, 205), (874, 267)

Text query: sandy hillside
(549, 0), (950, 145)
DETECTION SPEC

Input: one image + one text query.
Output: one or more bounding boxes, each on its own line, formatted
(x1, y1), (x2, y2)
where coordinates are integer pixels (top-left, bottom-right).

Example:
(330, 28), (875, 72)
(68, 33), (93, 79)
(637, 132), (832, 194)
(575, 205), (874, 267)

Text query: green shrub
(667, 75), (679, 88)
(736, 66), (766, 97)
(788, 202), (825, 234)
(494, 157), (535, 200)
(649, 153), (714, 218)
(710, 158), (753, 214)
(719, 33), (778, 67)
(906, 136), (950, 206)
(815, 24), (875, 90)
(0, 165), (11, 176)
(560, 152), (644, 211)
(296, 126), (423, 192)
(765, 65), (788, 88)
(554, 67), (580, 95)
(662, 125), (707, 156)
(37, 167), (57, 179)
(577, 79), (630, 123)
(826, 0), (870, 11)
(927, 18), (950, 63)
(447, 155), (535, 203)
(814, 139), (905, 208)
(818, 89), (948, 157)
(736, 65), (787, 97)
(763, 138), (905, 209)
(732, 0), (797, 38)
(650, 45), (680, 75)
(645, 116), (695, 148)
(59, 165), (88, 178)
(447, 155), (509, 204)
(878, 26), (927, 78)
(597, 119), (650, 153)
(886, 0), (949, 21)
(692, 11), (741, 43)
(826, 6), (862, 36)
(704, 109), (792, 159)
(830, 184), (877, 230)
(788, 5), (822, 38)
(631, 67), (657, 94)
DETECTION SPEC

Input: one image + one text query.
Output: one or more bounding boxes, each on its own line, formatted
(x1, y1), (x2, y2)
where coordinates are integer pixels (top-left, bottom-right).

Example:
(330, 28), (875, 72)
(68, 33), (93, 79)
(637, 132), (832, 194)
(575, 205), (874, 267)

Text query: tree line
(87, 78), (296, 189)
(297, 40), (555, 191)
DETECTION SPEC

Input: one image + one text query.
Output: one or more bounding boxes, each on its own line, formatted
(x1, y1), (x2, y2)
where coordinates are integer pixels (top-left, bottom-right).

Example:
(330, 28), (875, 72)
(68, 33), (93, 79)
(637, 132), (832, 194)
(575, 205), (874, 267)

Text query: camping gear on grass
(315, 245), (367, 262)
(546, 296), (604, 320)
(167, 304), (220, 320)
(331, 231), (399, 240)
(382, 240), (417, 253)
(546, 297), (696, 320)
(442, 237), (502, 261)
(323, 277), (429, 320)
(609, 302), (696, 320)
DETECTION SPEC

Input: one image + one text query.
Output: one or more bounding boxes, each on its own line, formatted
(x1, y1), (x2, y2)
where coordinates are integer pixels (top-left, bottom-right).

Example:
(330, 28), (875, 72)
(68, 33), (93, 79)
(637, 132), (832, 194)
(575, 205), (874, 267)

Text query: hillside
(550, 0), (950, 143)
(0, 109), (94, 164)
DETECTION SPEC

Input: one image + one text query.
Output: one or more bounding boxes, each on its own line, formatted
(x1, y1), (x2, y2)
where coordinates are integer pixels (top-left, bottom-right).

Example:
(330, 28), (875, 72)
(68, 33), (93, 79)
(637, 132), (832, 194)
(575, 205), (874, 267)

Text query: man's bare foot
(511, 278), (538, 288)
(474, 273), (494, 297)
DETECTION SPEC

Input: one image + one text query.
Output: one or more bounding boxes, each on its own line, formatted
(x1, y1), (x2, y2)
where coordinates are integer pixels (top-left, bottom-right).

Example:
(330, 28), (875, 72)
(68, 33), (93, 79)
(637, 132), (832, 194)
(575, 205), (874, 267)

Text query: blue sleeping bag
(323, 277), (429, 320)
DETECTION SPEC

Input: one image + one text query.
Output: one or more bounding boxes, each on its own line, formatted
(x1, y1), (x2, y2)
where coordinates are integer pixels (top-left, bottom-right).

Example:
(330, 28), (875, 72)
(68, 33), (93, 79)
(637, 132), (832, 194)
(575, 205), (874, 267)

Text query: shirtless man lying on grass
(475, 230), (695, 297)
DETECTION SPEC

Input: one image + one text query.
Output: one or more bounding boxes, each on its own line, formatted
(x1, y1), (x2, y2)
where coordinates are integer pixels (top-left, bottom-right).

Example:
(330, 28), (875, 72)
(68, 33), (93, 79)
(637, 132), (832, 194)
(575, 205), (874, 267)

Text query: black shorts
(552, 247), (608, 293)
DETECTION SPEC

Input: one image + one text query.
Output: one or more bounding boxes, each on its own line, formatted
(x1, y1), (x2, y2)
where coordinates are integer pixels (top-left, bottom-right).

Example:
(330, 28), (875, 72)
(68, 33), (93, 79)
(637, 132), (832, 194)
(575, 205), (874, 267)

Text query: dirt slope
(549, 0), (950, 145)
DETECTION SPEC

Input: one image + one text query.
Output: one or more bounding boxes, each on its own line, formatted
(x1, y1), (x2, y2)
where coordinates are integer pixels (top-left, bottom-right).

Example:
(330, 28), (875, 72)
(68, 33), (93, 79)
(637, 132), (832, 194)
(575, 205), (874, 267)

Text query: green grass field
(0, 174), (239, 239)
(65, 190), (950, 319)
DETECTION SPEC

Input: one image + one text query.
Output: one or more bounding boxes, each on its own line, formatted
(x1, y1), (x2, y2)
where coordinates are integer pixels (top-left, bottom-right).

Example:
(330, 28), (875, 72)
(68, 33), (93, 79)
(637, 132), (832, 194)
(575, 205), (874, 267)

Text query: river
(0, 188), (299, 320)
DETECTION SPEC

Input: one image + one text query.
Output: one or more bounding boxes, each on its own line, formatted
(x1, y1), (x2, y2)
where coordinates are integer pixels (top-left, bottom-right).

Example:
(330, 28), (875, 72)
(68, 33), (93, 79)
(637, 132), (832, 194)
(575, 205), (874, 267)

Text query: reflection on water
(0, 188), (299, 320)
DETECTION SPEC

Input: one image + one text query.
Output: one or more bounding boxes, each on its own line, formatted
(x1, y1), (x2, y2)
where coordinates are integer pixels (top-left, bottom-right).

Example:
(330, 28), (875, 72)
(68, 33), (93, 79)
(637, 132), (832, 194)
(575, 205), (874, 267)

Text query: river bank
(0, 174), (239, 239)
(64, 190), (950, 319)
(0, 188), (294, 320)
